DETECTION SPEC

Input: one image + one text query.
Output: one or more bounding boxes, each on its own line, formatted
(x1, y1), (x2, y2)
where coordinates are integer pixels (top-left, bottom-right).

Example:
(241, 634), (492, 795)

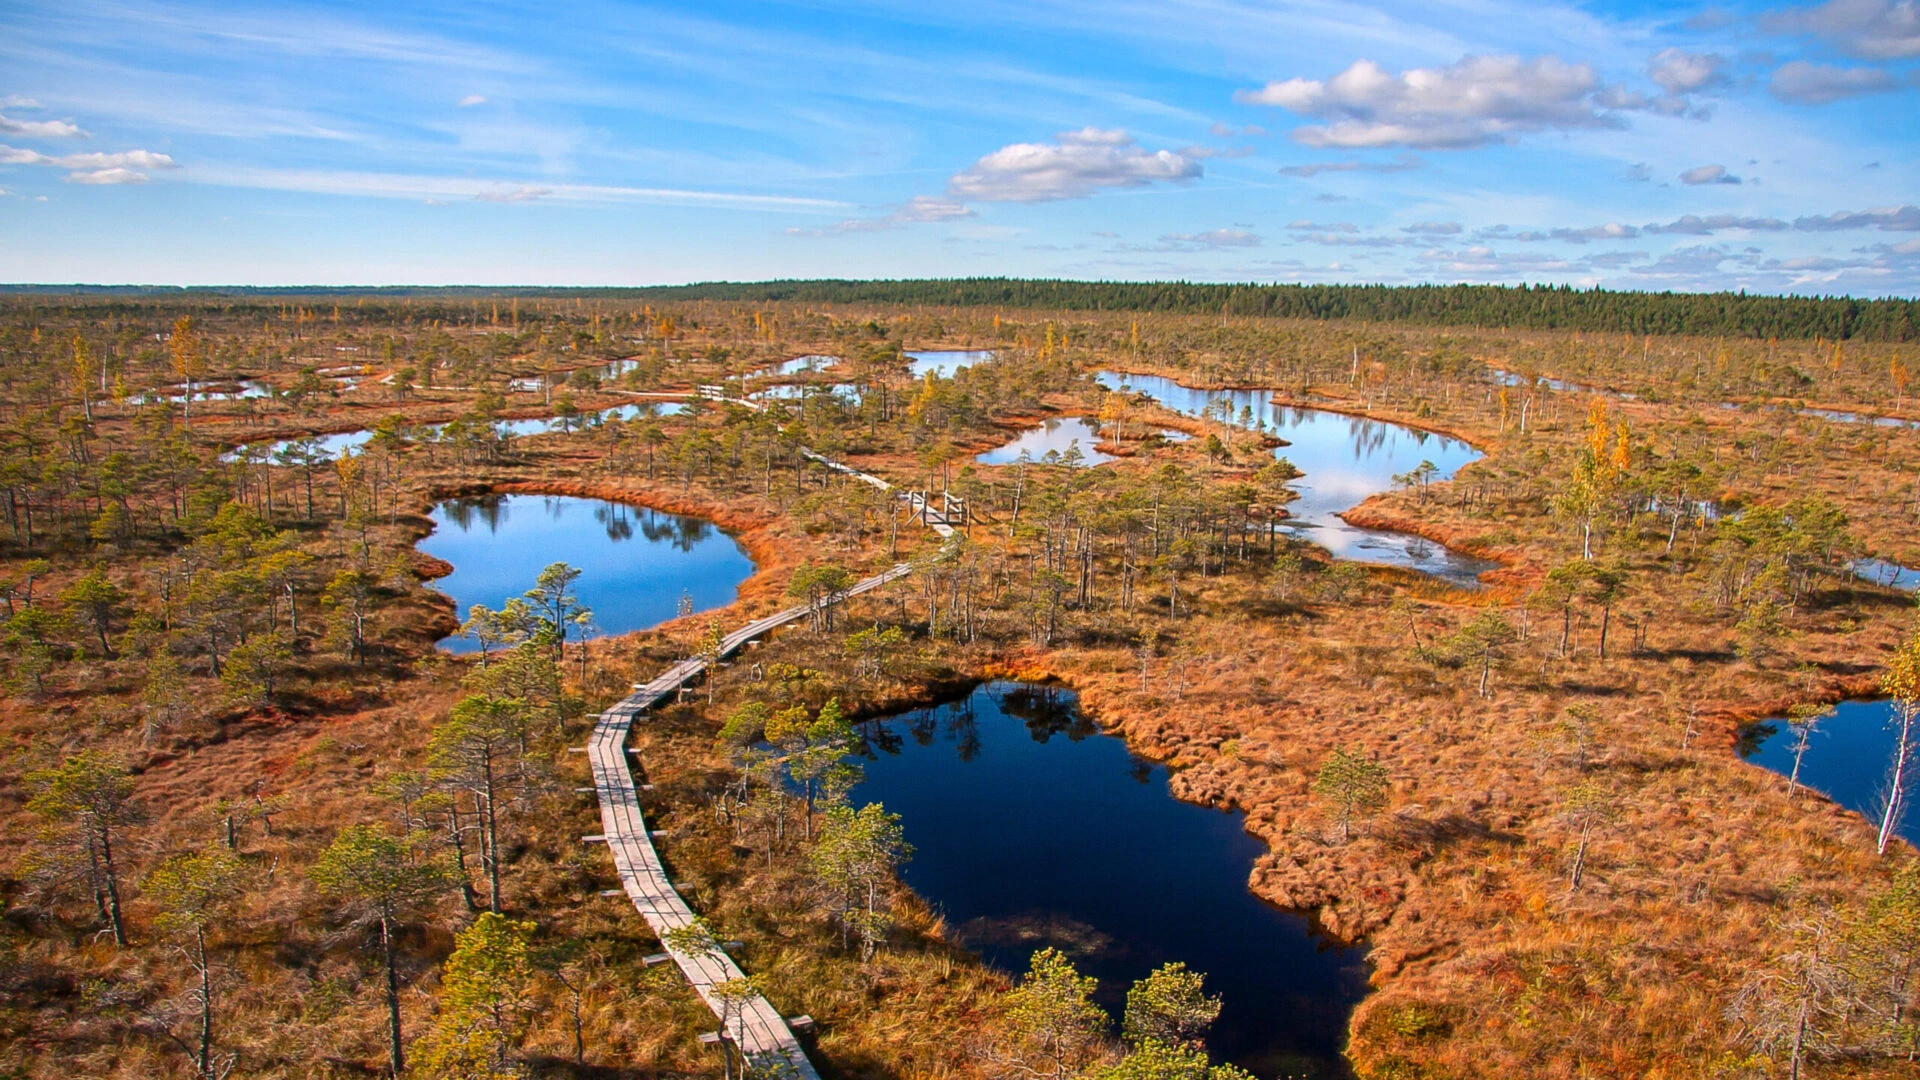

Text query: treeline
(636, 280), (1920, 343)
(11, 280), (1915, 341)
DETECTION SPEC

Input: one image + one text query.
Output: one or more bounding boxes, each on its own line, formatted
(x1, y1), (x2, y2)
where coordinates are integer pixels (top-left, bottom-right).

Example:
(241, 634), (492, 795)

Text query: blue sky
(0, 0), (1915, 293)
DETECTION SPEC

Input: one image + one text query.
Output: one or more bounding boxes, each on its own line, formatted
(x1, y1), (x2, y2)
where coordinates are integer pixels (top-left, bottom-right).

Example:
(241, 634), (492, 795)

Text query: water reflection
(908, 350), (994, 378)
(1097, 371), (1494, 583)
(852, 682), (1368, 1077)
(1741, 699), (1917, 846)
(233, 400), (686, 462)
(977, 417), (1115, 466)
(418, 494), (752, 651)
(1854, 558), (1920, 591)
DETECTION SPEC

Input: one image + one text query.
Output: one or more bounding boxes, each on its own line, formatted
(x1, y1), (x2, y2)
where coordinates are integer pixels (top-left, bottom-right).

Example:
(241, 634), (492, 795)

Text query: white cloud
(1649, 48), (1730, 94)
(474, 185), (549, 202)
(457, 94), (489, 107)
(1209, 122), (1268, 137)
(0, 109), (88, 138)
(1794, 204), (1920, 230)
(1631, 245), (1738, 278)
(947, 128), (1201, 202)
(1680, 163), (1741, 184)
(894, 195), (973, 223)
(1287, 220), (1359, 232)
(1237, 55), (1630, 150)
(1645, 213), (1790, 234)
(1761, 0), (1920, 60)
(1401, 221), (1462, 235)
(1156, 228), (1261, 250)
(54, 149), (177, 170)
(1291, 231), (1407, 248)
(66, 167), (147, 185)
(0, 144), (176, 183)
(1767, 60), (1900, 103)
(1551, 222), (1640, 243)
(1277, 153), (1422, 177)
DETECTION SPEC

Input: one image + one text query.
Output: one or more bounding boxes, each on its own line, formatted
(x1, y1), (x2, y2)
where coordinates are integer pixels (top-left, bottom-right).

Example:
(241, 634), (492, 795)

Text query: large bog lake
(852, 682), (1368, 1077)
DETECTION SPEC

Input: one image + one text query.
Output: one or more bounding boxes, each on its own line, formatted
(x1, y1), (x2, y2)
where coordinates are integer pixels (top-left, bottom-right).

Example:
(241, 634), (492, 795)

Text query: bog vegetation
(0, 290), (1915, 1079)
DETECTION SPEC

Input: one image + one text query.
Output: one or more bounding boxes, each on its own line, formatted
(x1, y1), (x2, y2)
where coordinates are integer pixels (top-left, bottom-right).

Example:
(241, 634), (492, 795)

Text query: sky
(0, 0), (1916, 293)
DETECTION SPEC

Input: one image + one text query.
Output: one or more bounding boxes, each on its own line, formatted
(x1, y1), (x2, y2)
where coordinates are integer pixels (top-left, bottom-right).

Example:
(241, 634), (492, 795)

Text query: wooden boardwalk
(586, 436), (942, 1074)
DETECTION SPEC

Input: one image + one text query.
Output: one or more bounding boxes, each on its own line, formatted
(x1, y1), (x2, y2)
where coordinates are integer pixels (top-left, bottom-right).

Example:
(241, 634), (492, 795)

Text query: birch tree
(1879, 628), (1920, 856)
(1785, 703), (1834, 798)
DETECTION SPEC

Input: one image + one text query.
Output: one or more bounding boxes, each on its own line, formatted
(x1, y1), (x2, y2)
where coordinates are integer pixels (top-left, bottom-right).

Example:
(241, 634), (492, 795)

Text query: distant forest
(5, 279), (1916, 341)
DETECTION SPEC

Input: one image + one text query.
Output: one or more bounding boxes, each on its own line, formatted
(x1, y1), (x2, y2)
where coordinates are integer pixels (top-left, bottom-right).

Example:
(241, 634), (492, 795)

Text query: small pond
(754, 382), (864, 405)
(909, 349), (993, 378)
(1855, 558), (1920, 592)
(976, 417), (1115, 466)
(1097, 371), (1495, 583)
(1740, 698), (1918, 846)
(232, 401), (686, 462)
(136, 379), (273, 404)
(764, 354), (841, 376)
(417, 494), (753, 651)
(1804, 408), (1920, 431)
(852, 682), (1368, 1077)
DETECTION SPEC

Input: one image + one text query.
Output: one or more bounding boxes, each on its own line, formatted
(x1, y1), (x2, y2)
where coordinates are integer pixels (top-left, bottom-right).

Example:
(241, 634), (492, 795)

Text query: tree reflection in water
(998, 683), (1096, 743)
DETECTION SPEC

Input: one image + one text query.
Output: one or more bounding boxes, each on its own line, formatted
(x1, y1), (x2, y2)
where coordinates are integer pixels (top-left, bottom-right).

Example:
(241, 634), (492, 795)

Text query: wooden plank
(578, 442), (955, 1079)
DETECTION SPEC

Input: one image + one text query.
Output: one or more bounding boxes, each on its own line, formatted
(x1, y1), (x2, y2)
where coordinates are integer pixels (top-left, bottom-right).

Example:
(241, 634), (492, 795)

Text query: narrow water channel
(851, 682), (1369, 1078)
(416, 493), (753, 651)
(1097, 371), (1494, 583)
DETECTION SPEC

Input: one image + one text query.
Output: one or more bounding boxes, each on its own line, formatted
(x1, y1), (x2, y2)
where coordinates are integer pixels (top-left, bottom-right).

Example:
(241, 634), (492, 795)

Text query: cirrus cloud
(947, 128), (1201, 203)
(1237, 55), (1633, 150)
(473, 185), (549, 202)
(1277, 153), (1422, 177)
(789, 195), (975, 236)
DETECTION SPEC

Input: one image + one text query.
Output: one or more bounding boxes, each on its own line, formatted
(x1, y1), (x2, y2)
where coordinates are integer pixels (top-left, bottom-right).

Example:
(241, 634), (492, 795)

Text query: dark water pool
(417, 494), (753, 652)
(851, 682), (1368, 1077)
(1740, 698), (1918, 846)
